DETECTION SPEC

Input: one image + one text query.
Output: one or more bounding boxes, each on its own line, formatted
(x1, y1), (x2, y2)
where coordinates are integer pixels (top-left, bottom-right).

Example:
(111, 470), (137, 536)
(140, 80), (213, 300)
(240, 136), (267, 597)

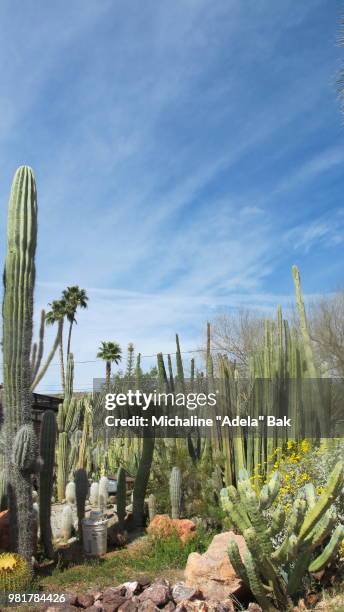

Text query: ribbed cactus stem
(89, 482), (99, 507)
(148, 494), (157, 521)
(39, 410), (57, 559)
(62, 505), (73, 542)
(65, 481), (76, 505)
(169, 467), (182, 519)
(99, 476), (108, 513)
(2, 166), (38, 561)
(132, 435), (155, 527)
(57, 433), (69, 502)
(75, 468), (88, 539)
(116, 467), (126, 529)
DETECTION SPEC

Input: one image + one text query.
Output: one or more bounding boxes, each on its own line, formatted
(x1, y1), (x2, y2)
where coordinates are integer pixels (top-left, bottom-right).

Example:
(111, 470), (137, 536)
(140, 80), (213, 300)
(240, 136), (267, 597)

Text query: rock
(122, 582), (139, 597)
(118, 598), (140, 611)
(147, 515), (196, 543)
(85, 607), (103, 612)
(175, 602), (234, 612)
(138, 580), (170, 606)
(172, 583), (201, 603)
(137, 576), (151, 589)
(102, 586), (127, 609)
(77, 593), (95, 608)
(247, 604), (262, 612)
(163, 603), (176, 611)
(184, 531), (247, 601)
(137, 601), (160, 612)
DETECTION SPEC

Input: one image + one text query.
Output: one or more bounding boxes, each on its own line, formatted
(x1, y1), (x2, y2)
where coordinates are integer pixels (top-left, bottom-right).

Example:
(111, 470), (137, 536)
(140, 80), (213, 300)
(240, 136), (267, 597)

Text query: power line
(0, 346), (229, 368)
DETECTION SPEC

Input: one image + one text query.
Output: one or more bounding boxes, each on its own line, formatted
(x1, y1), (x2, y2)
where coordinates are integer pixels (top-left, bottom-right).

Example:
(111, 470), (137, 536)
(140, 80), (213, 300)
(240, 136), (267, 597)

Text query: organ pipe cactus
(57, 354), (81, 501)
(221, 462), (344, 611)
(39, 410), (57, 559)
(116, 467), (126, 529)
(2, 166), (38, 561)
(169, 467), (182, 519)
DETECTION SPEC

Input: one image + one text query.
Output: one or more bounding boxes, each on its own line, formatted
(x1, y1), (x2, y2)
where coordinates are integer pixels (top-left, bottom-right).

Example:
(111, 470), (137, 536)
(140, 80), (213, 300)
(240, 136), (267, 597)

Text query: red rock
(147, 515), (196, 543)
(184, 531), (247, 601)
(137, 600), (160, 612)
(175, 602), (234, 612)
(138, 580), (170, 606)
(118, 598), (139, 611)
(77, 593), (95, 608)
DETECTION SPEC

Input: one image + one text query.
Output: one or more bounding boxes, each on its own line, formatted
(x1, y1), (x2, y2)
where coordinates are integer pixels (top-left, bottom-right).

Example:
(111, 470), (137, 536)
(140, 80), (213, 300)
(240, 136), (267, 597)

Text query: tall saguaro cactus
(2, 166), (38, 561)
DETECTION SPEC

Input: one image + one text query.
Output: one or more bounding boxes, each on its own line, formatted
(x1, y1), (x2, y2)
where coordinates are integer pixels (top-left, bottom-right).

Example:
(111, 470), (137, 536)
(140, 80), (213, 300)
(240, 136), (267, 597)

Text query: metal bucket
(82, 516), (107, 556)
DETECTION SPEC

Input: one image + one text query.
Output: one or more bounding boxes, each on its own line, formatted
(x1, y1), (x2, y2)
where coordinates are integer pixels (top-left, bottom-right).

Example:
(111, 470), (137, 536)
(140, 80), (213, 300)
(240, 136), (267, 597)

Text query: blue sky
(0, 1), (343, 391)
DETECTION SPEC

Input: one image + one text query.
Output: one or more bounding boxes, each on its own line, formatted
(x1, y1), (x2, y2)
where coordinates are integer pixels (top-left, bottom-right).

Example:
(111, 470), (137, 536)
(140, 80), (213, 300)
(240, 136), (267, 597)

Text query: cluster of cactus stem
(39, 410), (57, 559)
(57, 354), (83, 501)
(220, 462), (344, 611)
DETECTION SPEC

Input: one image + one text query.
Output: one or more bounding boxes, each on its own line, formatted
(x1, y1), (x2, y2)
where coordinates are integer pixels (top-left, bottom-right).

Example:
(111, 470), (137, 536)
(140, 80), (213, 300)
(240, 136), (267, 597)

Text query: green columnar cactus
(221, 462), (344, 611)
(75, 468), (88, 539)
(167, 354), (175, 392)
(56, 354), (81, 501)
(175, 334), (185, 392)
(169, 466), (182, 519)
(132, 435), (155, 527)
(57, 433), (69, 502)
(39, 410), (57, 559)
(2, 166), (38, 561)
(157, 353), (169, 391)
(116, 467), (126, 529)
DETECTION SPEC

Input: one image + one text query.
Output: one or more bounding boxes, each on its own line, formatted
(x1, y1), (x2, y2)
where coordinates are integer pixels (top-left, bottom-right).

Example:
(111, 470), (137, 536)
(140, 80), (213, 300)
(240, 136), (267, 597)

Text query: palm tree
(46, 299), (67, 392)
(62, 286), (89, 357)
(97, 341), (122, 387)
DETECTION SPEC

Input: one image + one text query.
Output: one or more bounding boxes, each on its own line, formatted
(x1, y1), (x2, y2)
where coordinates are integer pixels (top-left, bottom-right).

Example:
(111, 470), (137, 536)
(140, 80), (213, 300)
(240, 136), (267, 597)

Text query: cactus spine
(116, 467), (126, 529)
(169, 467), (182, 519)
(39, 410), (57, 559)
(2, 167), (38, 561)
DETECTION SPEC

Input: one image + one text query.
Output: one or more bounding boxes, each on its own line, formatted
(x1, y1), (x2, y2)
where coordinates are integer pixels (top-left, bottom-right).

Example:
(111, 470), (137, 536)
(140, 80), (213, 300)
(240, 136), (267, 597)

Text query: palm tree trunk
(60, 318), (65, 392)
(106, 361), (111, 389)
(67, 319), (74, 357)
